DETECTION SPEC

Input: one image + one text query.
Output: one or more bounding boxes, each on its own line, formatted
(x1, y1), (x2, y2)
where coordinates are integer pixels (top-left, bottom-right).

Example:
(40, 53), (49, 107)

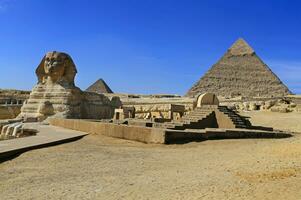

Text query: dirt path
(1, 112), (301, 200)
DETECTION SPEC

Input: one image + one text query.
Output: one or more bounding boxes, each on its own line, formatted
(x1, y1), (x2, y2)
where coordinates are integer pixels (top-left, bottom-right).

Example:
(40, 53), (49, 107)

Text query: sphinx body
(19, 51), (120, 121)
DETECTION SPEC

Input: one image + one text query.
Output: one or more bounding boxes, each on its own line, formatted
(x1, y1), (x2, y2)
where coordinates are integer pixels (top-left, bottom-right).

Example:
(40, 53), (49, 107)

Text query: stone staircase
(180, 106), (216, 123)
(154, 105), (252, 130)
(155, 106), (216, 130)
(217, 106), (251, 129)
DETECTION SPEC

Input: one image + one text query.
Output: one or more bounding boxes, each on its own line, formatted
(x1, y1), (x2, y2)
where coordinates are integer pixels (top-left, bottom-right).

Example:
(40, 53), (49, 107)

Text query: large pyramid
(86, 78), (114, 94)
(186, 38), (292, 98)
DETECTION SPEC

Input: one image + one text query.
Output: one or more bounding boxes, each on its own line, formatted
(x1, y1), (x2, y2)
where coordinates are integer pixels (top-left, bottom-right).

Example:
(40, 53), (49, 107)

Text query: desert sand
(241, 110), (301, 133)
(1, 111), (301, 200)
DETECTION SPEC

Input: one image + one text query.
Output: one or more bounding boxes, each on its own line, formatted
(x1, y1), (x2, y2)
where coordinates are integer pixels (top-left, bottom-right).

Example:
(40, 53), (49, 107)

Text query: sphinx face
(43, 52), (66, 82)
(36, 51), (76, 86)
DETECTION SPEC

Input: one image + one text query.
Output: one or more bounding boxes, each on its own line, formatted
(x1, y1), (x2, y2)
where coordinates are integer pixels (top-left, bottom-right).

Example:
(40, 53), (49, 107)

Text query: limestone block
(271, 106), (289, 113)
(249, 102), (257, 111)
(243, 102), (250, 110)
(12, 123), (22, 137)
(196, 93), (219, 107)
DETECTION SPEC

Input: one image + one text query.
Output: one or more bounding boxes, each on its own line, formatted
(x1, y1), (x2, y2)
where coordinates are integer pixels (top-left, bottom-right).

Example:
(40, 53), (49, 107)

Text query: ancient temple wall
(121, 97), (195, 119)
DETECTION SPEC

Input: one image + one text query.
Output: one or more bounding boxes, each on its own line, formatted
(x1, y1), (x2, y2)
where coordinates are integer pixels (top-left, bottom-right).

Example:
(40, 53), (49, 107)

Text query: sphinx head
(36, 51), (77, 86)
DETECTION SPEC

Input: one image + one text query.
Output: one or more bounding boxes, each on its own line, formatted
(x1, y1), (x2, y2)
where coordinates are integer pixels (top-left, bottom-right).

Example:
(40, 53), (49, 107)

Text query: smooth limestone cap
(228, 38), (255, 56)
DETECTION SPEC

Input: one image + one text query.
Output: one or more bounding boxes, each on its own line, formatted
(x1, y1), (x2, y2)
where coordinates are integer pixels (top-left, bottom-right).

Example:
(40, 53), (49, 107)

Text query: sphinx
(19, 51), (120, 121)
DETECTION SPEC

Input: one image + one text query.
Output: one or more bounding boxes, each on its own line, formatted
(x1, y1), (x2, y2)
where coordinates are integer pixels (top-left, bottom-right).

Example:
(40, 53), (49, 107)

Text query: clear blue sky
(0, 0), (300, 94)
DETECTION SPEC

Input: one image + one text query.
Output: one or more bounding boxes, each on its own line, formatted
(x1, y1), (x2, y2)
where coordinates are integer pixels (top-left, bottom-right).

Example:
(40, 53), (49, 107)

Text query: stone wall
(0, 89), (29, 119)
(0, 105), (22, 119)
(0, 89), (30, 104)
(48, 118), (290, 144)
(49, 118), (166, 144)
(106, 94), (195, 119)
(214, 109), (236, 129)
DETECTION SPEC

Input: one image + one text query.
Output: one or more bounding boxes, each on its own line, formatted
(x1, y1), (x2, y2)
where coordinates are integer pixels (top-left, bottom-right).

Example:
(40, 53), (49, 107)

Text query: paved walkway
(0, 124), (87, 160)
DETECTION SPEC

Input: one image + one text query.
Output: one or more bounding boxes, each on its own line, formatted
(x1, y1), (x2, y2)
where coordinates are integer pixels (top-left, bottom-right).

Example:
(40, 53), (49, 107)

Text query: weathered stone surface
(262, 100), (277, 110)
(249, 102), (258, 111)
(196, 93), (219, 107)
(271, 106), (289, 113)
(49, 118), (166, 144)
(0, 89), (30, 105)
(118, 96), (195, 119)
(0, 121), (38, 140)
(0, 105), (21, 119)
(19, 51), (120, 121)
(0, 89), (29, 119)
(186, 38), (291, 98)
(36, 52), (77, 87)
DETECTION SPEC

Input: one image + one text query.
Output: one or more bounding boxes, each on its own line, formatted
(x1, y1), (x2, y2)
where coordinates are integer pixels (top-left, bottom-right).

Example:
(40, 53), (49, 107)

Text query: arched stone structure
(196, 93), (219, 107)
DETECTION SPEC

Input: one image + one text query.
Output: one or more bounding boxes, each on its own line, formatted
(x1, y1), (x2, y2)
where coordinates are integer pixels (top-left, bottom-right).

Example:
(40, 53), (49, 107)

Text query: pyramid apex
(95, 78), (105, 83)
(228, 38), (254, 56)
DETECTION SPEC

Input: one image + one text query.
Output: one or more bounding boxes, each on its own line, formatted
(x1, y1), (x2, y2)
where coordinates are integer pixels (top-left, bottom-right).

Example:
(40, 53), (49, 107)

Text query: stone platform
(0, 124), (87, 160)
(165, 128), (291, 144)
(49, 118), (292, 144)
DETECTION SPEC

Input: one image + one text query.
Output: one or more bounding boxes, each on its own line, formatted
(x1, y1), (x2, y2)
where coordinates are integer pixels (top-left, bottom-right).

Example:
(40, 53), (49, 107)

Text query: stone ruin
(0, 90), (30, 119)
(114, 93), (259, 130)
(49, 92), (291, 144)
(119, 95), (194, 119)
(18, 51), (121, 122)
(186, 38), (292, 99)
(0, 121), (37, 140)
(152, 93), (253, 130)
(113, 106), (136, 120)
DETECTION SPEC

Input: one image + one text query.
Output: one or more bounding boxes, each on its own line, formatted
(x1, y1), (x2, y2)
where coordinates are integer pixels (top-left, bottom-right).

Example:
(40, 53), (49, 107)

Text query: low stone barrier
(164, 128), (291, 143)
(48, 118), (166, 144)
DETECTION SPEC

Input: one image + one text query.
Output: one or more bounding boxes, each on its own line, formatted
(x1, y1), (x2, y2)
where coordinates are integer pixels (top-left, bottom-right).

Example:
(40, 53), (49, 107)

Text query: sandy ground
(240, 110), (301, 133)
(1, 111), (301, 200)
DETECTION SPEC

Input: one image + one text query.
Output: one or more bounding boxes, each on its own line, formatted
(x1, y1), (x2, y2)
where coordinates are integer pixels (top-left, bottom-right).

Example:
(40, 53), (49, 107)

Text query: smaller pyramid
(86, 79), (114, 94)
